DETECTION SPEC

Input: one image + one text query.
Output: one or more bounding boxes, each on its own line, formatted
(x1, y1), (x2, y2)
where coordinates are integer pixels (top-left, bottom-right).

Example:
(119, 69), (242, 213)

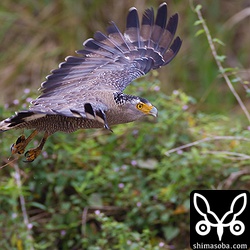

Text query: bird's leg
(11, 130), (39, 155)
(24, 131), (49, 162)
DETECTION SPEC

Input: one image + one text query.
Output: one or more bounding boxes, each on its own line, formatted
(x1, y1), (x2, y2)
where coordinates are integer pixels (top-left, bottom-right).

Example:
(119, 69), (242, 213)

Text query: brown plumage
(0, 2), (182, 162)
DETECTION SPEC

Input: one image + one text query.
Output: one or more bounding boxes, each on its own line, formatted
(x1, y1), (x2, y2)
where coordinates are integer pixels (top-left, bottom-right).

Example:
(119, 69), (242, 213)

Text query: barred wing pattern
(31, 3), (182, 117)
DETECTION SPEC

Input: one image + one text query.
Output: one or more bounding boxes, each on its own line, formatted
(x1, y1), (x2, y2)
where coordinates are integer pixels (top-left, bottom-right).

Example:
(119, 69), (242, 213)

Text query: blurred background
(0, 0), (250, 249)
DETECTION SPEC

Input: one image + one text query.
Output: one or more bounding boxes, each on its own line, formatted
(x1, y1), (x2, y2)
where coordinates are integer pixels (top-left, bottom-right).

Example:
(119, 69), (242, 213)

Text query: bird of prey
(0, 2), (181, 162)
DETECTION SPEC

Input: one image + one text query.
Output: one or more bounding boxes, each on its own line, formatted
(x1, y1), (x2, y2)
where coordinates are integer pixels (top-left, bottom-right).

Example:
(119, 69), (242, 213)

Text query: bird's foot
(11, 135), (27, 155)
(22, 131), (48, 162)
(24, 148), (42, 162)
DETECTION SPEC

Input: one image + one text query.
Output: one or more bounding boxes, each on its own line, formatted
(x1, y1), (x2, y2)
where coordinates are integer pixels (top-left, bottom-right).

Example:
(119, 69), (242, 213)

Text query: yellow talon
(24, 149), (42, 162)
(11, 135), (26, 154)
(23, 131), (48, 162)
(10, 130), (39, 157)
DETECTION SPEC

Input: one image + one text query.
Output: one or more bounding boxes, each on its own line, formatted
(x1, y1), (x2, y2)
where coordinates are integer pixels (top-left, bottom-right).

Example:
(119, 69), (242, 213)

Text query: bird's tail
(0, 111), (43, 132)
(78, 2), (182, 74)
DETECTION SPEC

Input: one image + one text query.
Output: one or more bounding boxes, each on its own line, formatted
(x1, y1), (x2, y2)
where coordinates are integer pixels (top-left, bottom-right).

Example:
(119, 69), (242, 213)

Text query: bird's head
(132, 97), (158, 118)
(114, 93), (158, 122)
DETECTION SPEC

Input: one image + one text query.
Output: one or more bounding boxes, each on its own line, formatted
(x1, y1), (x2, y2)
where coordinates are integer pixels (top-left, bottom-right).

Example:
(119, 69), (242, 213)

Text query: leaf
(17, 239), (23, 250)
(194, 20), (204, 26)
(195, 4), (202, 12)
(231, 77), (240, 83)
(212, 38), (225, 46)
(136, 158), (158, 169)
(195, 29), (205, 37)
(215, 55), (226, 62)
(219, 67), (236, 74)
(30, 202), (47, 210)
(88, 193), (103, 206)
(173, 205), (187, 215)
(163, 226), (180, 241)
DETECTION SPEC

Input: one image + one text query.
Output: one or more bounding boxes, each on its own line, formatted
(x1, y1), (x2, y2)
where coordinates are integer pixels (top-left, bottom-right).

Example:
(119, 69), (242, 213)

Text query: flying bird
(0, 3), (182, 162)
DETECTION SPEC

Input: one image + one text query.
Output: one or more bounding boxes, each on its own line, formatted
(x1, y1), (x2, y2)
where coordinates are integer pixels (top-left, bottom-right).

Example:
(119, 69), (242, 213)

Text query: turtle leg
(11, 130), (39, 155)
(24, 131), (49, 162)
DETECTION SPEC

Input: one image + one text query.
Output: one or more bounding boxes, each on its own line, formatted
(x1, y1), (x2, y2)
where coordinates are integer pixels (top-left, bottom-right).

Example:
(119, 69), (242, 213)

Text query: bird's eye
(136, 103), (144, 110)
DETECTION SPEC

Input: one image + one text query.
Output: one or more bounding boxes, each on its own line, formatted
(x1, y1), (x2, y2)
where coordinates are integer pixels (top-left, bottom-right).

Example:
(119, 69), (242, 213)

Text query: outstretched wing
(31, 3), (181, 117)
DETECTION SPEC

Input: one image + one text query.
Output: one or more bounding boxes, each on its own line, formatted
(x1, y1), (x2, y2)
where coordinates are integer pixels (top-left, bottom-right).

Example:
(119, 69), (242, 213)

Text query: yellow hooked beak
(149, 106), (158, 117)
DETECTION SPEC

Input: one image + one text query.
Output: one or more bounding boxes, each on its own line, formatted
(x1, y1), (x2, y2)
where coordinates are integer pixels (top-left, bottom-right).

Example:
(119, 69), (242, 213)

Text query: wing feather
(107, 21), (131, 51)
(31, 3), (182, 118)
(150, 3), (167, 49)
(124, 7), (141, 48)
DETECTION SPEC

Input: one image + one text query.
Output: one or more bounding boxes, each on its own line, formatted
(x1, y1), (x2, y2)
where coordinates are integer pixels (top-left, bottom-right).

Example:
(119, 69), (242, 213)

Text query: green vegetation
(0, 1), (249, 249)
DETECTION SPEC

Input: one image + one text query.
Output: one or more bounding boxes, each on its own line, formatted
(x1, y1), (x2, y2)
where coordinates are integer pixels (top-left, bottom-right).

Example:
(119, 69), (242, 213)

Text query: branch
(193, 4), (250, 123)
(165, 136), (250, 155)
(222, 168), (250, 189)
(203, 150), (250, 161)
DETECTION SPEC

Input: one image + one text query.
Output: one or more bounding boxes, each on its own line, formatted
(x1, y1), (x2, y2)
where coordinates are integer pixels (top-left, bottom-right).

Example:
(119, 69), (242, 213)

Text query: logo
(190, 190), (250, 249)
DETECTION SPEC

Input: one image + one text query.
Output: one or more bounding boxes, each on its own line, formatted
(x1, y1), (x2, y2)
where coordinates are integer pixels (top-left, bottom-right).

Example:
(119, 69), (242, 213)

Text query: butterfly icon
(193, 192), (247, 241)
